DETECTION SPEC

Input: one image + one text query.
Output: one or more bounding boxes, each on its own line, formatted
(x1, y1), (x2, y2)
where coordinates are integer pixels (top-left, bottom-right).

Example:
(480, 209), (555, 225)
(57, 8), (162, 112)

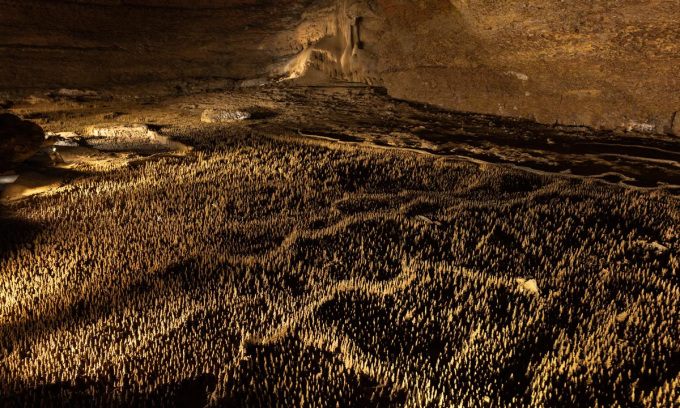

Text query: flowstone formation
(201, 109), (251, 123)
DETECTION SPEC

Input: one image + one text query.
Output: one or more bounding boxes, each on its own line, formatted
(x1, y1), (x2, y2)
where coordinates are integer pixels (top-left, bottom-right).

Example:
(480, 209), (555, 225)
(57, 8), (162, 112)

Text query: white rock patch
(201, 109), (251, 123)
(84, 125), (174, 152)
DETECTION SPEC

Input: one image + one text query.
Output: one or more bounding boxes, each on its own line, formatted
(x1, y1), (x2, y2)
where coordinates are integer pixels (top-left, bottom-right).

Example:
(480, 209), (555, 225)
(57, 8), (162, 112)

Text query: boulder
(83, 124), (188, 152)
(0, 113), (45, 171)
(516, 278), (540, 295)
(85, 124), (160, 151)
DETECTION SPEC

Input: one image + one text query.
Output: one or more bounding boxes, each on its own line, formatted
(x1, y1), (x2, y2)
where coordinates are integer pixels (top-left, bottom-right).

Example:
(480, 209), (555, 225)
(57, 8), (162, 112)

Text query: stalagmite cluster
(0, 123), (678, 407)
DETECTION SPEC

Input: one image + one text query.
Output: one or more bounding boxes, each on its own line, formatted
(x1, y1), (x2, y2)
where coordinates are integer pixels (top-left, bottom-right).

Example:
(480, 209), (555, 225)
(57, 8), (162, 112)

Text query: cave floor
(1, 80), (679, 407)
(4, 80), (680, 201)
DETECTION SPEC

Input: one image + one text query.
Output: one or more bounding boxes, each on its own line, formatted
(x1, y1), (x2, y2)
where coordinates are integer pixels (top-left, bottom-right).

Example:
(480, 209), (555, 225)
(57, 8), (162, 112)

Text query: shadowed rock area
(0, 113), (45, 171)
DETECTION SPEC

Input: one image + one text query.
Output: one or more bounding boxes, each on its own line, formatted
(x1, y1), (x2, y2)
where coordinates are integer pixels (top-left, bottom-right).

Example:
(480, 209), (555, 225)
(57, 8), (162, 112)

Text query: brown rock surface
(1, 0), (679, 133)
(372, 0), (680, 134)
(287, 0), (680, 134)
(0, 113), (45, 171)
(0, 0), (315, 94)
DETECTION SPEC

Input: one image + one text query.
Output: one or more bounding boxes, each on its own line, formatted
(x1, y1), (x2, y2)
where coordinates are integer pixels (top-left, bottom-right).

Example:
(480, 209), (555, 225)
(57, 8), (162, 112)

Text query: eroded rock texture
(292, 0), (680, 133)
(1, 0), (679, 133)
(372, 0), (680, 133)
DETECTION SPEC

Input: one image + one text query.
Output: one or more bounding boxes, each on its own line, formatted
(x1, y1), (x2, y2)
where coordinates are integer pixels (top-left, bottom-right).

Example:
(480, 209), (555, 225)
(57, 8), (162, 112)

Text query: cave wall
(289, 0), (680, 134)
(0, 0), (314, 94)
(373, 0), (680, 134)
(2, 0), (679, 134)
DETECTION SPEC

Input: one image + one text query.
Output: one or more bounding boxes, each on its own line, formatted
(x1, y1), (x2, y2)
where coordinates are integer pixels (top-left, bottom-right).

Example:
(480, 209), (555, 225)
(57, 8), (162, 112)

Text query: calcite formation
(84, 124), (177, 151)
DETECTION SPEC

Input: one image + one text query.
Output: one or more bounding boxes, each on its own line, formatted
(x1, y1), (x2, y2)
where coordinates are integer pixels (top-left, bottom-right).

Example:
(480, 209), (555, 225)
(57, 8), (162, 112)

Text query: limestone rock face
(1, 0), (679, 134)
(370, 0), (680, 134)
(276, 0), (680, 134)
(0, 113), (45, 171)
